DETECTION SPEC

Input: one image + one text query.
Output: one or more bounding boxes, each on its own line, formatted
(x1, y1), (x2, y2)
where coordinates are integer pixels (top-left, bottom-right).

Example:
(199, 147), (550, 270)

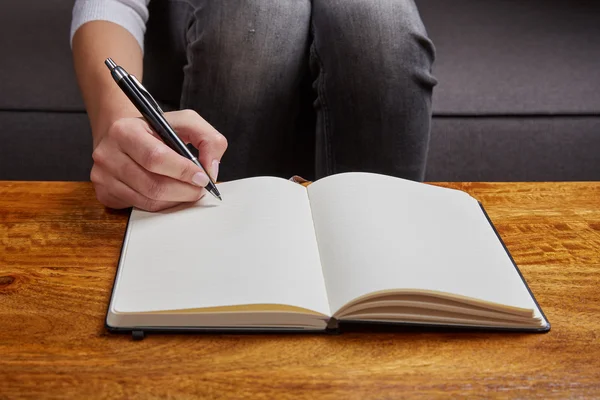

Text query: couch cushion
(0, 0), (85, 111)
(417, 0), (600, 115)
(0, 111), (92, 180)
(425, 117), (600, 181)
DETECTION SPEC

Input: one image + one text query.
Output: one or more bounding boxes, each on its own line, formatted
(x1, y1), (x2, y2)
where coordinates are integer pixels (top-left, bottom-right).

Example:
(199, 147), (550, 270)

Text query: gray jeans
(144, 0), (437, 181)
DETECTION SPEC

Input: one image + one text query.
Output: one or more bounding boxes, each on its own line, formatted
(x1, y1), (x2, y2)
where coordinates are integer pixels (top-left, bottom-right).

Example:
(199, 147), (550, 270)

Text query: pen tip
(210, 186), (222, 201)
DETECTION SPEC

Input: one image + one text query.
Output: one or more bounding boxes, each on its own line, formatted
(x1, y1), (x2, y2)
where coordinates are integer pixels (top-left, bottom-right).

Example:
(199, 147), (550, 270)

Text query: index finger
(164, 110), (228, 180)
(113, 118), (211, 187)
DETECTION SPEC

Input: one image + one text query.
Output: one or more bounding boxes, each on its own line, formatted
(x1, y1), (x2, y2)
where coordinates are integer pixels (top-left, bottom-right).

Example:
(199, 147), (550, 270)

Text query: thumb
(163, 110), (228, 180)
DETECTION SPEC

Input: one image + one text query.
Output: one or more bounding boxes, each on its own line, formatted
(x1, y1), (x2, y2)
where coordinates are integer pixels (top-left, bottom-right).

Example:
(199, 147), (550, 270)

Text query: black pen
(104, 58), (222, 201)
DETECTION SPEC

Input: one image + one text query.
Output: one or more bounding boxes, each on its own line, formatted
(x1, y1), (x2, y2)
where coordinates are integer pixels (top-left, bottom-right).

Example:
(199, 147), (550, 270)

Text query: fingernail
(192, 172), (209, 187)
(211, 160), (220, 181)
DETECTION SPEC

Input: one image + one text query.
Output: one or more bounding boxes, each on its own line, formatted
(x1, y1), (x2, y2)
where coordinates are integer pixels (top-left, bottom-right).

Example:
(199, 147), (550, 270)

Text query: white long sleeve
(70, 0), (150, 52)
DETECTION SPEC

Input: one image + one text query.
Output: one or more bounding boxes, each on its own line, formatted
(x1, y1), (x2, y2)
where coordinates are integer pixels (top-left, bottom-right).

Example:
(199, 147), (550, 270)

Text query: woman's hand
(71, 22), (227, 211)
(90, 110), (228, 211)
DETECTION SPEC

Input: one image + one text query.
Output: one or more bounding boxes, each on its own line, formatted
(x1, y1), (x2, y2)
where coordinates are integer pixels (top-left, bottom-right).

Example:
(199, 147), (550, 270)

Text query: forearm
(72, 21), (143, 146)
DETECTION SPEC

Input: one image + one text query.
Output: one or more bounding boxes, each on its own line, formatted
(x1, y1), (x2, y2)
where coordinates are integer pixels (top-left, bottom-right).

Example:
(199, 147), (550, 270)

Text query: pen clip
(130, 75), (164, 115)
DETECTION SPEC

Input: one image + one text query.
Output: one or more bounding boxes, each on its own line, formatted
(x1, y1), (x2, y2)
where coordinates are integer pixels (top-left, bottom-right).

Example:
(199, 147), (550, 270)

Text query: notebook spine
(326, 317), (340, 334)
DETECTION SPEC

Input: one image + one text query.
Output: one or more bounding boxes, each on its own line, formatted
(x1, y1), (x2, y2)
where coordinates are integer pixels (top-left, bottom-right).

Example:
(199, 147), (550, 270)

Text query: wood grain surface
(1, 181), (599, 399)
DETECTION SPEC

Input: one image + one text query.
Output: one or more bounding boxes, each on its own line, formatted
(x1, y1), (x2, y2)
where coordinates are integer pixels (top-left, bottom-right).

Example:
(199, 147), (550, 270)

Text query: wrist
(91, 99), (140, 149)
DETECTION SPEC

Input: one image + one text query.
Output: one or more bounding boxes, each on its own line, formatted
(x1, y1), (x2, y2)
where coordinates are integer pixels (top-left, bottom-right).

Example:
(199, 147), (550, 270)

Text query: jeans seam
(310, 23), (334, 176)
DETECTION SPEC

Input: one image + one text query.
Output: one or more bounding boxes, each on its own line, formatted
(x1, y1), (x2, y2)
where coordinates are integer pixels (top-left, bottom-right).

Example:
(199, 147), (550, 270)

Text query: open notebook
(106, 172), (550, 334)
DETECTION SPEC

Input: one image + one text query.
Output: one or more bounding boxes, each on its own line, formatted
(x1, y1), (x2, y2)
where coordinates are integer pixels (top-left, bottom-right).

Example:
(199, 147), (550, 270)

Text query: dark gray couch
(1, 0), (598, 182)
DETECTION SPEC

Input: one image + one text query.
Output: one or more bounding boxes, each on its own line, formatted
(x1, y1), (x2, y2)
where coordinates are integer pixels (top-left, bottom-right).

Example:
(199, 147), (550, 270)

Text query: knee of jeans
(185, 0), (311, 105)
(316, 0), (437, 88)
(187, 0), (310, 58)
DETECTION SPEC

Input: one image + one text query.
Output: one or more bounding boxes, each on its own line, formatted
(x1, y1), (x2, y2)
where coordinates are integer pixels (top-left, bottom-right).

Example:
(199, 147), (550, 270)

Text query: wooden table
(1, 181), (599, 399)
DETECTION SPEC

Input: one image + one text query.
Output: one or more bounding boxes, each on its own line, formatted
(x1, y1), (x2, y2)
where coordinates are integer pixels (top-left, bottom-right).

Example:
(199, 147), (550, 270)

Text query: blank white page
(112, 177), (330, 316)
(307, 172), (540, 316)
